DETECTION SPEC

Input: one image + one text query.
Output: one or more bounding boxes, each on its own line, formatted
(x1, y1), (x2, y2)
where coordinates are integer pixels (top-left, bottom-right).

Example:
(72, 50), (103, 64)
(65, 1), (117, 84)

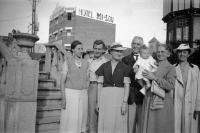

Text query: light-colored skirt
(59, 88), (88, 133)
(98, 87), (127, 133)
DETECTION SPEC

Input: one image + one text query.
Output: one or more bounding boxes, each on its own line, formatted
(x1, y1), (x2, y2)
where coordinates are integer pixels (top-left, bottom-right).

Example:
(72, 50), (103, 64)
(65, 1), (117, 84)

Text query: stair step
(36, 129), (59, 133)
(39, 79), (55, 82)
(37, 99), (61, 106)
(36, 116), (60, 124)
(38, 79), (55, 88)
(37, 110), (61, 118)
(38, 90), (61, 96)
(38, 87), (60, 91)
(37, 92), (61, 100)
(39, 71), (50, 79)
(36, 122), (60, 132)
(37, 105), (62, 111)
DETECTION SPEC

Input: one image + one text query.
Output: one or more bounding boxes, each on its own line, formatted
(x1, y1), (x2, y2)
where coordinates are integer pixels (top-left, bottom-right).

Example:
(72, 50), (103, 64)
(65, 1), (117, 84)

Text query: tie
(134, 54), (139, 60)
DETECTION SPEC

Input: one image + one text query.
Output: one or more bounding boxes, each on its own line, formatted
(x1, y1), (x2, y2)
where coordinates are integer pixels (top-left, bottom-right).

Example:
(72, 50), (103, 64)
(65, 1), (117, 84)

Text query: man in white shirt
(88, 40), (108, 133)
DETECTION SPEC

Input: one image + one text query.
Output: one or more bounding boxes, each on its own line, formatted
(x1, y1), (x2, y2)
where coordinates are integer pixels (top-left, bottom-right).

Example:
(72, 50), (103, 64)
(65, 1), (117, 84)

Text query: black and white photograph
(0, 0), (200, 133)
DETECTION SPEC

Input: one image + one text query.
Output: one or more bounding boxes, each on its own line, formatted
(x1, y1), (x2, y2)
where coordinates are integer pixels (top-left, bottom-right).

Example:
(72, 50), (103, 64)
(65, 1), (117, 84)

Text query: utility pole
(32, 0), (36, 35)
(31, 0), (39, 35)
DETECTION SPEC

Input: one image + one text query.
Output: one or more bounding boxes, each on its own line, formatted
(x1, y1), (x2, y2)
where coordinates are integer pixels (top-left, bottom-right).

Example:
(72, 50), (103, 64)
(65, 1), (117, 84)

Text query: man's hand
(193, 111), (200, 120)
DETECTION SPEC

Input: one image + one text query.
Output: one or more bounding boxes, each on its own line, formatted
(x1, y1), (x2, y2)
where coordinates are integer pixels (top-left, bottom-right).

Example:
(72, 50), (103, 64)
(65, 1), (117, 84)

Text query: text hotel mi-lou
(77, 8), (115, 24)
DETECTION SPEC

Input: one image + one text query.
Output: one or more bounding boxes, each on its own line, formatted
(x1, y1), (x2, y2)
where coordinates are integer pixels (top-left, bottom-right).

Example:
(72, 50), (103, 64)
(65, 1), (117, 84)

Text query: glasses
(132, 43), (141, 46)
(113, 50), (123, 53)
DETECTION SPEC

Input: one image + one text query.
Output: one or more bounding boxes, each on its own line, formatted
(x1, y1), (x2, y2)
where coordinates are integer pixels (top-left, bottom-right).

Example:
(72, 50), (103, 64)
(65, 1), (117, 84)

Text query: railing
(35, 42), (68, 132)
(44, 42), (69, 88)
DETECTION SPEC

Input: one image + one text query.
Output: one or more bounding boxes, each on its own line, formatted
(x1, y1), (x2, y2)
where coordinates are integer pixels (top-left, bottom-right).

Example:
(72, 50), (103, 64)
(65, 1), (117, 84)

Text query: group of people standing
(58, 36), (200, 133)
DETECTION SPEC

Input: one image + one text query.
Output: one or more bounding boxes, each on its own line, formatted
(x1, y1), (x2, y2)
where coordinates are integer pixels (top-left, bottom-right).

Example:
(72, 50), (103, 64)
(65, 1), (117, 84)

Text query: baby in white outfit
(133, 45), (157, 95)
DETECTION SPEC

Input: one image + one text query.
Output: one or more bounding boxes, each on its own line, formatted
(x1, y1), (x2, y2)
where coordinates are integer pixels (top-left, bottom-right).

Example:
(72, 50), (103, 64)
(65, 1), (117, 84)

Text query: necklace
(75, 59), (82, 68)
(73, 54), (82, 68)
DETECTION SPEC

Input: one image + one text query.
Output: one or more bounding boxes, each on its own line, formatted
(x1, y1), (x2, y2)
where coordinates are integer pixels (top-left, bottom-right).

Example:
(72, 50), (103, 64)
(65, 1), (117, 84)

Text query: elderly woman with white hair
(95, 42), (131, 133)
(174, 43), (200, 133)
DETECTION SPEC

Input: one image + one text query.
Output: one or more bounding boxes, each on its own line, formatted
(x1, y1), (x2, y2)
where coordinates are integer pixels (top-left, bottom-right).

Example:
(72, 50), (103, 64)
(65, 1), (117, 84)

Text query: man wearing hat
(88, 40), (108, 133)
(122, 36), (144, 133)
(174, 43), (200, 133)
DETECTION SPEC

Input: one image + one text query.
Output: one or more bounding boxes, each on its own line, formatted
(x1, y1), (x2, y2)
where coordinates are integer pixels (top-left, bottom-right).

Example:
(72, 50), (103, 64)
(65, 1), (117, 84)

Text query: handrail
(45, 43), (69, 87)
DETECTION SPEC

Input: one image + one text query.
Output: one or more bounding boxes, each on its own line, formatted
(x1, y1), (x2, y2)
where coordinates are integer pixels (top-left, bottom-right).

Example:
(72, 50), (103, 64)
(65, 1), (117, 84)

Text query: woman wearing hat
(174, 43), (200, 133)
(95, 43), (131, 133)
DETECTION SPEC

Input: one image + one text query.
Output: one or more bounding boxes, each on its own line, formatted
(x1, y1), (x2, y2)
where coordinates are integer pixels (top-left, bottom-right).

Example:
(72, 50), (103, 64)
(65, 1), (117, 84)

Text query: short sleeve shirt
(89, 56), (108, 82)
(95, 61), (131, 87)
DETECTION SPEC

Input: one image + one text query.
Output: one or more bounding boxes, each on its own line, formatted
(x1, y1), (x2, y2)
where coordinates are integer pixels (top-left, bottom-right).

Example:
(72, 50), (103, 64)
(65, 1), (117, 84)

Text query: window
(176, 18), (189, 41)
(59, 28), (63, 35)
(167, 22), (174, 42)
(53, 31), (58, 40)
(49, 33), (52, 39)
(169, 30), (173, 42)
(67, 13), (72, 20)
(54, 17), (59, 25)
(65, 27), (73, 36)
(66, 29), (72, 36)
(50, 20), (53, 27)
(183, 26), (189, 41)
(55, 34), (58, 40)
(176, 28), (182, 41)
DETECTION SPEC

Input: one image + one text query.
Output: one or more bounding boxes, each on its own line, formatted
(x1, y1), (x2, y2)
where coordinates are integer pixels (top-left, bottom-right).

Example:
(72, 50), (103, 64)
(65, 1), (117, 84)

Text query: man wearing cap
(122, 36), (144, 133)
(174, 43), (200, 133)
(88, 40), (108, 133)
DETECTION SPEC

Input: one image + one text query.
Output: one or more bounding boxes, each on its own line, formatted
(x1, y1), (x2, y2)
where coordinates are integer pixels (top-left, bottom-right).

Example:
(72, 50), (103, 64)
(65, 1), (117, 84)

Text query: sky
(0, 0), (166, 47)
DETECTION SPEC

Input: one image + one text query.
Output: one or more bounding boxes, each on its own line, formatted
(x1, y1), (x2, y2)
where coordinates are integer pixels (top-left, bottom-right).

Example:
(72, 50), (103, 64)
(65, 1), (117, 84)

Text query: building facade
(49, 6), (116, 50)
(163, 0), (200, 49)
(148, 37), (161, 54)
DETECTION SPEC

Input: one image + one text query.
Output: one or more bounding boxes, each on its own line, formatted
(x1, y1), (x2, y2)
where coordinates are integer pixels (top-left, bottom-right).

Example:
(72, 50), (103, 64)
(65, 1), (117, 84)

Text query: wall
(74, 15), (115, 50)
(49, 12), (116, 50)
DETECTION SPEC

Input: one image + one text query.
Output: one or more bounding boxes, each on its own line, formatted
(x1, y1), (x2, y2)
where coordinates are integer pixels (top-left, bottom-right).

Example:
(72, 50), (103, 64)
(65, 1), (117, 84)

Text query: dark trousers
(128, 103), (143, 133)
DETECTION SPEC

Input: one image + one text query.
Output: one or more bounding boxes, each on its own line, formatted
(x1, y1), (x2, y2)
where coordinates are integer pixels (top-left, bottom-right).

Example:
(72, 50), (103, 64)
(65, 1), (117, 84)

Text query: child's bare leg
(143, 78), (151, 89)
(137, 79), (146, 95)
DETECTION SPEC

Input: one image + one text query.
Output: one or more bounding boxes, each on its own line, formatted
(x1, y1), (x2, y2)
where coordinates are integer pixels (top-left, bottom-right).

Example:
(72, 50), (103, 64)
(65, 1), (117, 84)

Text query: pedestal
(4, 59), (39, 133)
(5, 101), (37, 133)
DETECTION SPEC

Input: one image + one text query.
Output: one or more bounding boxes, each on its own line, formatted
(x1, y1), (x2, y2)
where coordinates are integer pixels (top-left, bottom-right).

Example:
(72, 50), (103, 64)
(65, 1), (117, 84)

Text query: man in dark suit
(122, 36), (144, 133)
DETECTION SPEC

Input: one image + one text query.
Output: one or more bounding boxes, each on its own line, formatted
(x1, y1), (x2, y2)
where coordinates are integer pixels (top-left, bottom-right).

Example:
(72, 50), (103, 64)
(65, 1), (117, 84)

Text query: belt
(103, 84), (123, 87)
(90, 81), (98, 84)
